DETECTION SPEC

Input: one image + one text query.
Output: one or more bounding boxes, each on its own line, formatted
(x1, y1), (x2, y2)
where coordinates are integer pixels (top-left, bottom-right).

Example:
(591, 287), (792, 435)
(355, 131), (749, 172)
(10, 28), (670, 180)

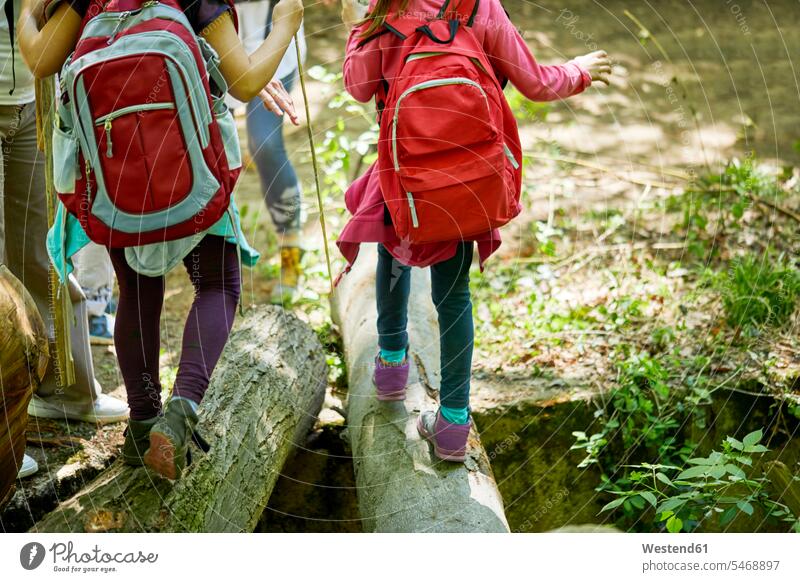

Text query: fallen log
(0, 266), (49, 509)
(331, 244), (510, 532)
(32, 305), (327, 532)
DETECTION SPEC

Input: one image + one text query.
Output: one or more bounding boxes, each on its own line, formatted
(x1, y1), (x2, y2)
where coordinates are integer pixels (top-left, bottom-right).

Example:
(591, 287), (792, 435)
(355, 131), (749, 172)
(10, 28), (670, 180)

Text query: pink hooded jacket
(336, 0), (592, 274)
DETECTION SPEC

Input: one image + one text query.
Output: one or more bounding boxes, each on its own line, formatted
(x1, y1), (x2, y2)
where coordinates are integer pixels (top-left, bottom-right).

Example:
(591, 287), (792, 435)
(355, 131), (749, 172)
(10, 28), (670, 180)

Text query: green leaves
(640, 491), (658, 508)
(600, 497), (626, 513)
(676, 465), (709, 480)
(743, 429), (762, 447)
(666, 515), (683, 533)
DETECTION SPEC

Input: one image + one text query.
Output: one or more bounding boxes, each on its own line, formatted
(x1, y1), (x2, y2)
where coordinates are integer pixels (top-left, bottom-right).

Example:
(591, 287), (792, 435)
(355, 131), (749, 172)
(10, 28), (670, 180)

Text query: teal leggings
(375, 243), (474, 409)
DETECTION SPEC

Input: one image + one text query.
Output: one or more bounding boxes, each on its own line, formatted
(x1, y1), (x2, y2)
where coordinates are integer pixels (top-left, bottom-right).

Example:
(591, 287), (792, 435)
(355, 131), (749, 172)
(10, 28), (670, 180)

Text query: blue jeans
(245, 73), (302, 234)
(376, 243), (474, 409)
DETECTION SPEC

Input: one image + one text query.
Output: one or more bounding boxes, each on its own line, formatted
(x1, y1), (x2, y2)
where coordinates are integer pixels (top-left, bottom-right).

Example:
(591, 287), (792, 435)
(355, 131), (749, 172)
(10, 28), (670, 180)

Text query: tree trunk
(0, 266), (49, 509)
(331, 244), (510, 532)
(31, 305), (327, 532)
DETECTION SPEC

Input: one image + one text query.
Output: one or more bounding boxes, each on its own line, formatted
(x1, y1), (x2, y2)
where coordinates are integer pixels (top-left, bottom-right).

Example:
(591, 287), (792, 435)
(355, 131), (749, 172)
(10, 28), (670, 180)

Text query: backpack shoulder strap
(219, 0), (238, 32)
(443, 0), (480, 27)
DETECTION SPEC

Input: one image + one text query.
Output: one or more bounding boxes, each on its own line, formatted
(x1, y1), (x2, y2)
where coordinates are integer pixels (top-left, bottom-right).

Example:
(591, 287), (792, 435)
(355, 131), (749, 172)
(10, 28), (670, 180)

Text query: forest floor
(8, 1), (800, 533)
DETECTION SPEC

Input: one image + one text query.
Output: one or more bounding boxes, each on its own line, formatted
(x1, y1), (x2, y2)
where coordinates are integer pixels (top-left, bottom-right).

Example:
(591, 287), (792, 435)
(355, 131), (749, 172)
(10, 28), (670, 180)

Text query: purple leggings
(109, 235), (241, 420)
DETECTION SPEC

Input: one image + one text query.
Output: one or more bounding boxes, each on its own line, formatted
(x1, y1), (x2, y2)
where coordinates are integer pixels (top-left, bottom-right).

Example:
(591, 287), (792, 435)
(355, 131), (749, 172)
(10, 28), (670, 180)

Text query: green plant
(571, 346), (714, 529)
(663, 153), (788, 261)
(601, 430), (798, 533)
(505, 86), (550, 122)
(719, 252), (800, 333)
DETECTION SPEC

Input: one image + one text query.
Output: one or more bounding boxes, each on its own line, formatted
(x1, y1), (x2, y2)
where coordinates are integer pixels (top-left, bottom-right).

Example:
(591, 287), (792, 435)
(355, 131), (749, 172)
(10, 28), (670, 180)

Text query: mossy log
(31, 305), (327, 532)
(331, 244), (509, 532)
(0, 266), (50, 509)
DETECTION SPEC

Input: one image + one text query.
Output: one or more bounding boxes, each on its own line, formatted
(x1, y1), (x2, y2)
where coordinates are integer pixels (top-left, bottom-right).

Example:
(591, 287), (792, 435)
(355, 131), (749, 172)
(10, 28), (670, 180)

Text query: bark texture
(32, 306), (327, 532)
(0, 266), (49, 509)
(331, 244), (510, 532)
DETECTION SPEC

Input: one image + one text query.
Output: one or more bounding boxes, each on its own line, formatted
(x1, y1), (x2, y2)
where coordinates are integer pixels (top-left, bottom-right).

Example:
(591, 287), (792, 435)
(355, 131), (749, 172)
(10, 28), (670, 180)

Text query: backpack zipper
(391, 77), (490, 172)
(390, 77), (491, 230)
(106, 2), (160, 45)
(406, 192), (419, 228)
(94, 102), (175, 157)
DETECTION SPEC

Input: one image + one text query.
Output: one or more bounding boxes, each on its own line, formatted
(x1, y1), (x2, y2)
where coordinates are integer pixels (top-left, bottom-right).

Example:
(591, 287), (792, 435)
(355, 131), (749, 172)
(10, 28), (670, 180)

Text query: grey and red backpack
(48, 0), (241, 247)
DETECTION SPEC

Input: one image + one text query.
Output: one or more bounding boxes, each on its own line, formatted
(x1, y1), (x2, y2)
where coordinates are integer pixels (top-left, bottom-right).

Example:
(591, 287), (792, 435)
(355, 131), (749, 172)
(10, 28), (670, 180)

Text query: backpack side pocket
(52, 118), (79, 195)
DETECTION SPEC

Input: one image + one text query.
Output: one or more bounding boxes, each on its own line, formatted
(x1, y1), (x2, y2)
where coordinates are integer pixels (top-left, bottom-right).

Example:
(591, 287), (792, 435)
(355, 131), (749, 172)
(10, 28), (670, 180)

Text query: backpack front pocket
(65, 30), (220, 235)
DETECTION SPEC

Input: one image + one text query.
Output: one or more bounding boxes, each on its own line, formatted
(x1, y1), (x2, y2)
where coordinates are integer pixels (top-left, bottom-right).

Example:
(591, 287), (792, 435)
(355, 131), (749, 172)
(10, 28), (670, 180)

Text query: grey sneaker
(28, 392), (129, 424)
(121, 417), (158, 466)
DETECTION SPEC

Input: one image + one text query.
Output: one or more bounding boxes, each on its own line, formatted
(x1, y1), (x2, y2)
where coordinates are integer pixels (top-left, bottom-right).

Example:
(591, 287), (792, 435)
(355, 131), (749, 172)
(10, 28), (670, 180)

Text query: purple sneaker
(417, 410), (471, 462)
(373, 355), (409, 401)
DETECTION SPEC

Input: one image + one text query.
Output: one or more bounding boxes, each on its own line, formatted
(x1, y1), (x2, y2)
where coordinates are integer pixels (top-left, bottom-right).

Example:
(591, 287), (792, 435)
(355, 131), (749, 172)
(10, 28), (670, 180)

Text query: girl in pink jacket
(338, 0), (610, 461)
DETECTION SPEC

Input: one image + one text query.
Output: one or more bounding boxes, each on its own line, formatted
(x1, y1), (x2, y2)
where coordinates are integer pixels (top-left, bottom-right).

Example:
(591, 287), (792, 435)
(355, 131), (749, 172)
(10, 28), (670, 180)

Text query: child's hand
(259, 79), (300, 126)
(573, 50), (612, 86)
(272, 0), (304, 33)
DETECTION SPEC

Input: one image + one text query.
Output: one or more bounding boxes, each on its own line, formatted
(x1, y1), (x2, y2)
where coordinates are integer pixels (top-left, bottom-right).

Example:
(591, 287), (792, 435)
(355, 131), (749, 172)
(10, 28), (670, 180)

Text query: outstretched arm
(17, 0), (82, 78)
(201, 0), (304, 103)
(483, 2), (609, 101)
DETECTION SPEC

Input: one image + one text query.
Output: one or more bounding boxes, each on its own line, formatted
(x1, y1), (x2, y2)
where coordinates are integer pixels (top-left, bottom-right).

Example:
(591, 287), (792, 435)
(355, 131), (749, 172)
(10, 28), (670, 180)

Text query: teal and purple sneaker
(373, 354), (410, 401)
(417, 410), (471, 462)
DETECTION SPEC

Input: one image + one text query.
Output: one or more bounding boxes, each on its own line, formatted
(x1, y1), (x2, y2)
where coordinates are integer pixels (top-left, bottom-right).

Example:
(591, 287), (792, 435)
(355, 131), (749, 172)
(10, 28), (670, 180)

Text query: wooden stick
(294, 34), (335, 294)
(35, 77), (75, 389)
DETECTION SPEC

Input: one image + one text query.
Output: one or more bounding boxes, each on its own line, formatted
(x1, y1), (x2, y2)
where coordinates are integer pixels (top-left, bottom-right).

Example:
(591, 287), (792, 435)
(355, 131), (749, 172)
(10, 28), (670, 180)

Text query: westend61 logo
(19, 541), (158, 574)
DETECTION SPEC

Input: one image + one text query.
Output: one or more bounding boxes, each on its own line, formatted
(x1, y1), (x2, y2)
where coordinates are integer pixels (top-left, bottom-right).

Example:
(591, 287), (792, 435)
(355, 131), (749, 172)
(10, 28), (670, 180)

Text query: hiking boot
(121, 417), (158, 466)
(143, 398), (198, 480)
(417, 410), (471, 462)
(271, 246), (303, 306)
(373, 354), (410, 401)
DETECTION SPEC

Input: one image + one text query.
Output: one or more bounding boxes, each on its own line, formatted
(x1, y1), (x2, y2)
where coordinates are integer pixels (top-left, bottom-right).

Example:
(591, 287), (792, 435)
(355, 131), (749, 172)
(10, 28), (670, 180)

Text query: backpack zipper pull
(104, 119), (113, 157)
(107, 11), (132, 45)
(84, 158), (93, 196)
(406, 192), (419, 228)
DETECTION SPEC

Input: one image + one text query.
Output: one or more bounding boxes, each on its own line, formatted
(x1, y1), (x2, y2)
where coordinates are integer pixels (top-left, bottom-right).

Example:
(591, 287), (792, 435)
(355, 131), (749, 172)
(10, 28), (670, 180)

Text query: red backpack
(368, 0), (523, 245)
(50, 0), (241, 247)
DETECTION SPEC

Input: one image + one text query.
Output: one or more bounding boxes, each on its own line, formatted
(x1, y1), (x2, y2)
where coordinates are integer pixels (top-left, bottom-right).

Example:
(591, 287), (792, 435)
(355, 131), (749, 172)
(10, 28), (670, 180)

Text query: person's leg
(73, 242), (116, 344)
(246, 74), (303, 235)
(417, 243), (474, 462)
(171, 235), (241, 405)
(109, 248), (165, 421)
(1, 104), (48, 329)
(245, 73), (305, 303)
(144, 236), (240, 479)
(430, 243), (475, 419)
(4, 103), (122, 418)
(373, 243), (412, 400)
(375, 243), (412, 355)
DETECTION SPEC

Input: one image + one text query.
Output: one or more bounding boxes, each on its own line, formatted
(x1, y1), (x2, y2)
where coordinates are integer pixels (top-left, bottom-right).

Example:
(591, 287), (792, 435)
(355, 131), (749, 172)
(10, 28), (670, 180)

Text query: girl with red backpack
(338, 0), (611, 462)
(17, 0), (304, 480)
